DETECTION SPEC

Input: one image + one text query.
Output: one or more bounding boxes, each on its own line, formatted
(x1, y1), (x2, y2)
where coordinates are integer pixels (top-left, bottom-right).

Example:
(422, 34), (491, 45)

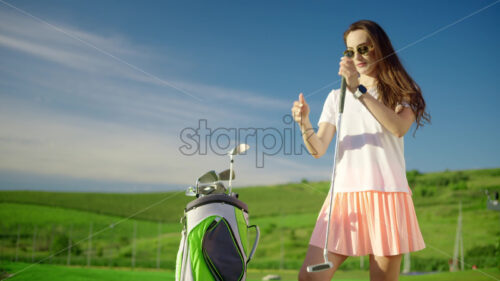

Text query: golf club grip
(339, 77), (347, 113)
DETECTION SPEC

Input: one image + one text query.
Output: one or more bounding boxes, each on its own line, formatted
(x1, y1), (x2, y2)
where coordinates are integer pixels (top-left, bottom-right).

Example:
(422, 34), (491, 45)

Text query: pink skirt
(309, 190), (426, 256)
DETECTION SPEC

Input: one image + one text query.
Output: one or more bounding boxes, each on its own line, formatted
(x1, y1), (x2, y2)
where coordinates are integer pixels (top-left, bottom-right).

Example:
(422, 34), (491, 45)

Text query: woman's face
(345, 30), (378, 76)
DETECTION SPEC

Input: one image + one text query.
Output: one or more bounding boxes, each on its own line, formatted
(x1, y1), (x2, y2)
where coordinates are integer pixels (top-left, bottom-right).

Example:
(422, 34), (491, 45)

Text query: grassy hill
(0, 168), (499, 276)
(1, 262), (499, 281)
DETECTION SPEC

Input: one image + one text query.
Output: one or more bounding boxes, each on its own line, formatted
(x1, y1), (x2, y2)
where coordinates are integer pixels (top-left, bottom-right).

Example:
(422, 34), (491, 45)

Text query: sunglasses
(343, 45), (374, 58)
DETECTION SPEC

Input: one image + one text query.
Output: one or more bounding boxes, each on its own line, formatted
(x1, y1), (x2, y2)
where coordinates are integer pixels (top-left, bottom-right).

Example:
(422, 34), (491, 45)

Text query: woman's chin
(357, 69), (369, 75)
(357, 67), (376, 77)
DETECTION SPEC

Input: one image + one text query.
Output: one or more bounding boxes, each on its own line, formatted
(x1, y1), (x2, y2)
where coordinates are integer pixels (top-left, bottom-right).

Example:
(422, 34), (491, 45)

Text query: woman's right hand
(291, 93), (310, 125)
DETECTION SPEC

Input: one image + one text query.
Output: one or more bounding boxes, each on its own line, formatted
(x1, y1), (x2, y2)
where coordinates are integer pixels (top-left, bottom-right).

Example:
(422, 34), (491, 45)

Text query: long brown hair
(343, 20), (430, 136)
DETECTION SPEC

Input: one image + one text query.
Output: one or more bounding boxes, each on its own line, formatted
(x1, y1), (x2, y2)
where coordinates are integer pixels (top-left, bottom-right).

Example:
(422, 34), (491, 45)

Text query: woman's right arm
(291, 93), (336, 158)
(299, 118), (336, 158)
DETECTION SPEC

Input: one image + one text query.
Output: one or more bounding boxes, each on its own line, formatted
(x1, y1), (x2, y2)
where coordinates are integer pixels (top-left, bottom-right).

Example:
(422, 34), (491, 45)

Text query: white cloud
(0, 8), (323, 190)
(0, 33), (107, 72)
(0, 98), (326, 188)
(0, 9), (291, 109)
(174, 80), (290, 111)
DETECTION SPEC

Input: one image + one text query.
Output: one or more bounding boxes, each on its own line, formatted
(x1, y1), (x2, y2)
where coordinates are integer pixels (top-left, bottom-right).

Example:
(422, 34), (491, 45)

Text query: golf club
(228, 143), (250, 195)
(218, 169), (235, 181)
(307, 77), (347, 273)
(196, 170), (219, 195)
(185, 186), (196, 196)
(199, 181), (227, 196)
(198, 170), (218, 183)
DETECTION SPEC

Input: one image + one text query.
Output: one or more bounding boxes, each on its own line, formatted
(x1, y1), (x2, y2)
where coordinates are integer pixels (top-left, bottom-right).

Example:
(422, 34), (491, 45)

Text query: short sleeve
(317, 89), (338, 127)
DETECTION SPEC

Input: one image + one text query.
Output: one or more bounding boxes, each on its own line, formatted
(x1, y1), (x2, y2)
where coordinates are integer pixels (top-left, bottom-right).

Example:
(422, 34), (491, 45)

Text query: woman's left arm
(358, 94), (415, 138)
(339, 56), (415, 138)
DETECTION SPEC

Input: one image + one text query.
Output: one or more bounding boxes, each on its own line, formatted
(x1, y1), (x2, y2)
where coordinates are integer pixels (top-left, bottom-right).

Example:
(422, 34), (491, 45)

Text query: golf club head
(214, 181), (226, 193)
(307, 261), (333, 273)
(228, 143), (250, 156)
(218, 169), (235, 181)
(198, 170), (218, 184)
(199, 182), (227, 196)
(200, 185), (215, 195)
(185, 186), (196, 196)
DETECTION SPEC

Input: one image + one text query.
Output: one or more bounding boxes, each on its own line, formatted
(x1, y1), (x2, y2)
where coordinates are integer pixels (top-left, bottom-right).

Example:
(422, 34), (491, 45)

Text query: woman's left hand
(338, 56), (360, 93)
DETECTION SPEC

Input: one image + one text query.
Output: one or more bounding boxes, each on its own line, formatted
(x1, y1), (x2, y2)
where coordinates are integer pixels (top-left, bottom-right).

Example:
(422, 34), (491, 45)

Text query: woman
(292, 20), (430, 281)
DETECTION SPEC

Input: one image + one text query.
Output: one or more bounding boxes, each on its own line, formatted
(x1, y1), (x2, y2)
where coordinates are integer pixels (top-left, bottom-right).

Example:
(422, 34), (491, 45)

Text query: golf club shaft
(228, 156), (234, 194)
(323, 77), (347, 261)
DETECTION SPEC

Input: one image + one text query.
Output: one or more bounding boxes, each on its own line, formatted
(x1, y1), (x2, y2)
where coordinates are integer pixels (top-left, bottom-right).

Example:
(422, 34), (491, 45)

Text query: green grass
(0, 168), (499, 222)
(0, 191), (190, 223)
(0, 262), (174, 281)
(0, 182), (331, 223)
(0, 203), (182, 269)
(1, 262), (499, 281)
(0, 168), (499, 273)
(399, 268), (500, 281)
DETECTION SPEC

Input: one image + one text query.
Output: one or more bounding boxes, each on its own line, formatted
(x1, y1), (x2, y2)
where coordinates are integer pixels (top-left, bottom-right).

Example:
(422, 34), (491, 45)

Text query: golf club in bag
(176, 144), (260, 281)
(307, 77), (347, 273)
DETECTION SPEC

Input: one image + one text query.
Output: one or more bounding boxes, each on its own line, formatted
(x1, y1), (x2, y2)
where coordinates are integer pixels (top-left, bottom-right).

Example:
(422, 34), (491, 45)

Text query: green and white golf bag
(175, 194), (260, 281)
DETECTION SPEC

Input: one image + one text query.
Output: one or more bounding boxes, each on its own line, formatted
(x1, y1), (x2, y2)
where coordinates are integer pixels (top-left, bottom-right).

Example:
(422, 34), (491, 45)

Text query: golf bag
(175, 194), (260, 281)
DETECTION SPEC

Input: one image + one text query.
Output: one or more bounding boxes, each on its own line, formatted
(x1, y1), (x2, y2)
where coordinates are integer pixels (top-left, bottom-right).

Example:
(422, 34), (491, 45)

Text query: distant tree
(52, 234), (81, 256)
(406, 169), (422, 187)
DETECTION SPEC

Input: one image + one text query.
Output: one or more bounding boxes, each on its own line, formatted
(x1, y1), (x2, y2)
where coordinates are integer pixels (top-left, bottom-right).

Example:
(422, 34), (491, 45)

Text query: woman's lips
(357, 62), (367, 67)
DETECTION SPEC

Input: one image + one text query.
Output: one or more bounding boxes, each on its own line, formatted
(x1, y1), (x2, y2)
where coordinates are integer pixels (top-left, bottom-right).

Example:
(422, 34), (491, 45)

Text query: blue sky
(0, 0), (499, 192)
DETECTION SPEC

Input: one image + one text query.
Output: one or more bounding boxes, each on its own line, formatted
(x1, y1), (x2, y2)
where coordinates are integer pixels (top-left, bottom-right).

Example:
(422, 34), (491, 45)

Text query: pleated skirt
(309, 190), (426, 256)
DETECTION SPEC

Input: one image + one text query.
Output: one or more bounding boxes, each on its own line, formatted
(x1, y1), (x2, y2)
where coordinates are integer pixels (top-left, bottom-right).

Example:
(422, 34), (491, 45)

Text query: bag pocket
(202, 217), (245, 281)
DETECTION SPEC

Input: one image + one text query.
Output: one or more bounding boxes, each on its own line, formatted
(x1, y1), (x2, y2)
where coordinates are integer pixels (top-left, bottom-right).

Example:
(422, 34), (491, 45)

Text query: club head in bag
(200, 184), (215, 195)
(228, 143), (250, 156)
(185, 186), (196, 196)
(213, 181), (226, 193)
(199, 182), (226, 196)
(307, 261), (333, 272)
(218, 169), (235, 181)
(198, 170), (218, 183)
